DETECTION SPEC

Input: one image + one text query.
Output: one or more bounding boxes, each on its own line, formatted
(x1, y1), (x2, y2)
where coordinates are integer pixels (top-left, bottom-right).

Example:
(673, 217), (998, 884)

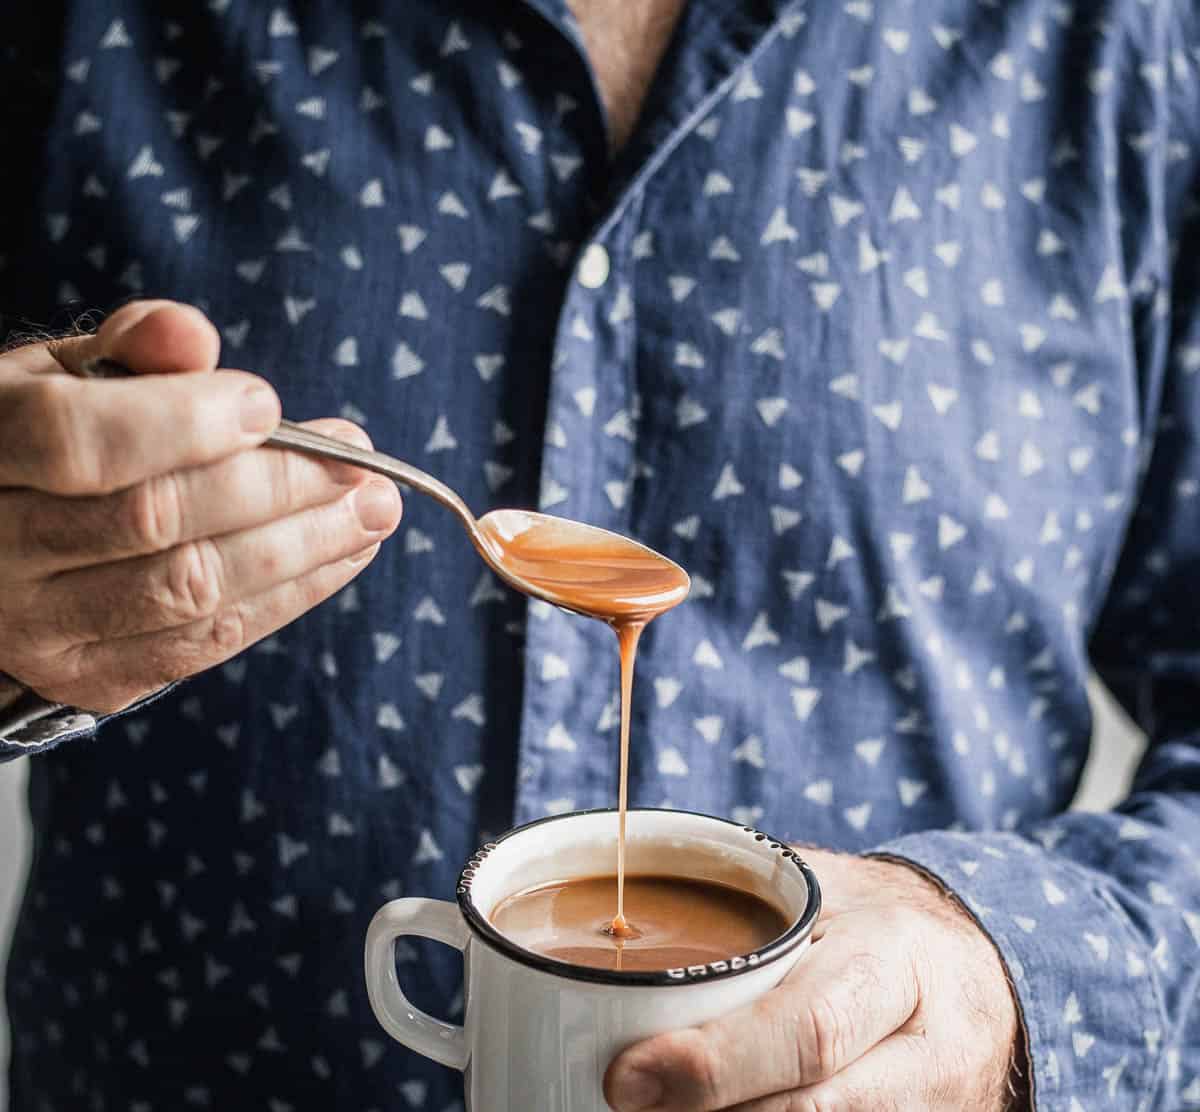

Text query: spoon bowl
(473, 509), (690, 622)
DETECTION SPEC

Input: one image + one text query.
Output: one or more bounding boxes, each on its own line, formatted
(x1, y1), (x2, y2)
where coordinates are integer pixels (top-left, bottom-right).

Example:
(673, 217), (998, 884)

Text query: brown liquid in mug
(491, 875), (790, 972)
(477, 514), (690, 937)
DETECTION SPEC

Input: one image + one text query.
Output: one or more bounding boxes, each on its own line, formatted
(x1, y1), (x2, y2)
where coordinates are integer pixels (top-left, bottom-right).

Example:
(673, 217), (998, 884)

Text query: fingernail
(346, 543), (381, 568)
(354, 482), (401, 533)
(609, 1068), (663, 1111)
(240, 383), (280, 434)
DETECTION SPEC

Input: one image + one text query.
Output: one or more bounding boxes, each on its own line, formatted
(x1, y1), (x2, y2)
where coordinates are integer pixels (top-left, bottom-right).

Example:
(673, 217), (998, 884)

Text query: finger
(40, 542), (383, 715)
(0, 300), (207, 382)
(604, 921), (921, 1112)
(724, 1034), (930, 1112)
(51, 299), (222, 377)
(2, 419), (378, 575)
(40, 477), (401, 644)
(0, 366), (280, 495)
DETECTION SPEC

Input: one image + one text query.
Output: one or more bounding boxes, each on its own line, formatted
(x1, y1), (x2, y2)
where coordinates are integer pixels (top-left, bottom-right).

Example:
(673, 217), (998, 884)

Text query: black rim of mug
(454, 807), (822, 987)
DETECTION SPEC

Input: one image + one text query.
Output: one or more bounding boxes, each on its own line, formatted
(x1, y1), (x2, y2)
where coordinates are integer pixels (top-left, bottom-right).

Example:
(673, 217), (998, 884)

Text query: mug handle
(365, 898), (470, 1071)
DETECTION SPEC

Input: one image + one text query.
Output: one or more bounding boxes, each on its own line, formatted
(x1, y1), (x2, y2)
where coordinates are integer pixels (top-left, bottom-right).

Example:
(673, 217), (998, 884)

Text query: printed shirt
(2, 1), (1199, 1108)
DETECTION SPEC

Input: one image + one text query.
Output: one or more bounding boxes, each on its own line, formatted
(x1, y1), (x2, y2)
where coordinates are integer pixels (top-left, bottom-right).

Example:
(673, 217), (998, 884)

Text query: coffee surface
(490, 875), (790, 972)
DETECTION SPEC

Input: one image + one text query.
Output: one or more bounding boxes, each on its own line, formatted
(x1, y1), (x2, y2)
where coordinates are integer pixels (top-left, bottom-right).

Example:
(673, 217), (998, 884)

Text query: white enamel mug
(365, 808), (821, 1111)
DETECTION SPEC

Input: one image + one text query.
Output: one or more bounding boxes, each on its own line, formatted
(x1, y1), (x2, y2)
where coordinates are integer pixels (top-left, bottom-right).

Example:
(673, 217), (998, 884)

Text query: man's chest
(566, 0), (687, 150)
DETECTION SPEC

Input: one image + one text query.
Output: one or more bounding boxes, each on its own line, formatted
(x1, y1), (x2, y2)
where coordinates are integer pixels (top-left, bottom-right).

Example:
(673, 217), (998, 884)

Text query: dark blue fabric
(2, 2), (1199, 1108)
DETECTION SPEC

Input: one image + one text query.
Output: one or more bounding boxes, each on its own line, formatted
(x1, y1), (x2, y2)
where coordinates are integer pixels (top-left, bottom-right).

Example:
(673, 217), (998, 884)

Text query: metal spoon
(82, 358), (690, 622)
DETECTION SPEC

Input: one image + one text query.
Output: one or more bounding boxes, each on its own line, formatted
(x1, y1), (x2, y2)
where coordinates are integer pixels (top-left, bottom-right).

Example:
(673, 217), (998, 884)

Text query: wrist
(868, 853), (1025, 1111)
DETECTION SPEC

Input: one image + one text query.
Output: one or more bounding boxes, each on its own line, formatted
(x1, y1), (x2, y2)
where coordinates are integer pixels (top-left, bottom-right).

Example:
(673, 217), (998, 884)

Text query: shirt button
(577, 244), (610, 289)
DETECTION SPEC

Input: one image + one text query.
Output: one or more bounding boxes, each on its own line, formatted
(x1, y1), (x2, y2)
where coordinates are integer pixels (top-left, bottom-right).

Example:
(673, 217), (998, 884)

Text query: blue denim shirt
(2, 1), (1198, 1108)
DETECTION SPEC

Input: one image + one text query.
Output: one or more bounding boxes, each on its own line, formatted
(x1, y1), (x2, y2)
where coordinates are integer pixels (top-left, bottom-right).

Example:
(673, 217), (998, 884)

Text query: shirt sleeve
(871, 37), (1200, 1110)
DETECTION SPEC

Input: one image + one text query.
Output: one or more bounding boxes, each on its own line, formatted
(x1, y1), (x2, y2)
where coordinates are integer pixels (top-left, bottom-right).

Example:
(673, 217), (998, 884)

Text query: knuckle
(19, 379), (102, 494)
(204, 603), (248, 659)
(256, 539), (286, 582)
(161, 540), (224, 623)
(800, 991), (849, 1081)
(126, 474), (184, 552)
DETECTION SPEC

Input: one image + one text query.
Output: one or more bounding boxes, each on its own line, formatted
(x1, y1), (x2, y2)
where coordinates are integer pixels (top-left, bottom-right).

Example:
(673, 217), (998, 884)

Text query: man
(1, 1), (1196, 1108)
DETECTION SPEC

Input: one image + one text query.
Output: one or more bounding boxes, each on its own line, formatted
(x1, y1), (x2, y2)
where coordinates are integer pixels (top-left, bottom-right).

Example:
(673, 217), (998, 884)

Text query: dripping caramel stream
(610, 620), (645, 937)
(470, 513), (688, 939)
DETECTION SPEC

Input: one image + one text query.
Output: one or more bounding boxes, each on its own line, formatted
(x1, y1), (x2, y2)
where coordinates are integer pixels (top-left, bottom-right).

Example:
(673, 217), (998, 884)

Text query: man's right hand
(0, 300), (403, 715)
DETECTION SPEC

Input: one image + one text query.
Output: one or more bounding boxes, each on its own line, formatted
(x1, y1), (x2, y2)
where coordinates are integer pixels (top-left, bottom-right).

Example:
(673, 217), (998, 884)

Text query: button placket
(512, 222), (642, 823)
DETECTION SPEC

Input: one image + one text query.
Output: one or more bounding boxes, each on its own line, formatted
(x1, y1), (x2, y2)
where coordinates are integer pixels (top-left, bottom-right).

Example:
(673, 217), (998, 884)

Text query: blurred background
(0, 682), (1146, 1108)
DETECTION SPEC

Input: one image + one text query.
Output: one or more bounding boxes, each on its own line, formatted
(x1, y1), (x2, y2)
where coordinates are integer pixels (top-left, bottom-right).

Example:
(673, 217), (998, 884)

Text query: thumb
(53, 299), (221, 377)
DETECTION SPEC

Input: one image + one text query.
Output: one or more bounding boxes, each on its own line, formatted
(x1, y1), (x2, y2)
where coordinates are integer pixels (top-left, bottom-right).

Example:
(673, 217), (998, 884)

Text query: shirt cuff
(868, 829), (1166, 1110)
(0, 683), (179, 760)
(0, 689), (97, 758)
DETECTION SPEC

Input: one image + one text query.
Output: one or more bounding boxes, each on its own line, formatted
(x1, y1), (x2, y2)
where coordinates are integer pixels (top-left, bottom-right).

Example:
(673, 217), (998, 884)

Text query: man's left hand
(604, 848), (1024, 1111)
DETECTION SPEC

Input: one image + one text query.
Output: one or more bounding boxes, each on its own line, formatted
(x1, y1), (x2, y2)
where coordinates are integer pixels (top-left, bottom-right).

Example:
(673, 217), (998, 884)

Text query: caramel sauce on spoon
(474, 510), (690, 622)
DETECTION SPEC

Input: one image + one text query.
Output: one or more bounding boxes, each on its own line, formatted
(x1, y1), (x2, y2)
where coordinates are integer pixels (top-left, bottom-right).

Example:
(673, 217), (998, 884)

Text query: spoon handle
(79, 357), (480, 535)
(268, 419), (477, 530)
